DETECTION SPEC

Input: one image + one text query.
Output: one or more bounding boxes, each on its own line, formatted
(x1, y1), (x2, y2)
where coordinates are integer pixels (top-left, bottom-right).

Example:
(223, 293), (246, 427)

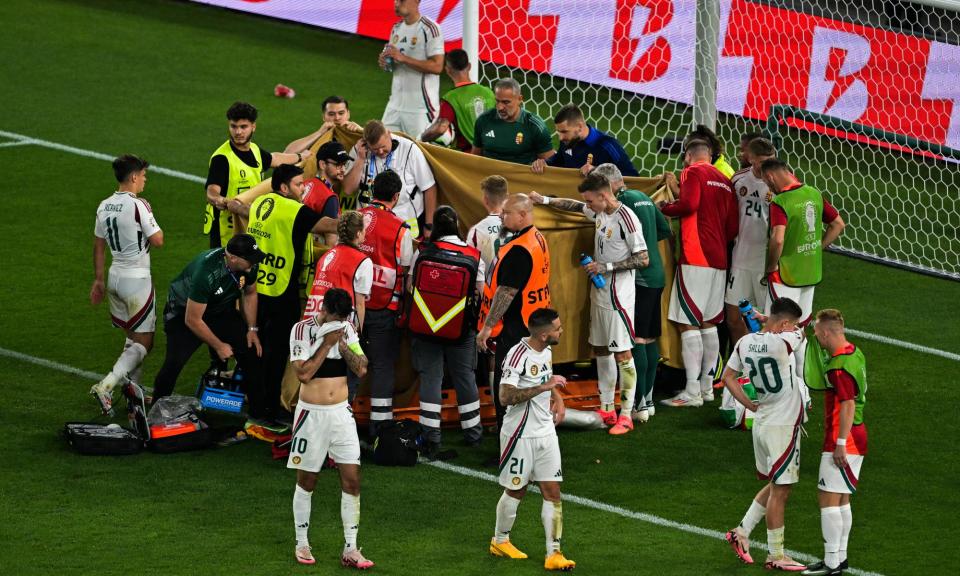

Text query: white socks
(739, 499), (766, 537)
(699, 326), (719, 394)
(341, 491), (360, 552)
(494, 492), (521, 543)
(541, 500), (562, 555)
(821, 506), (843, 568)
(293, 485), (312, 547)
(617, 358), (637, 417)
(838, 503), (852, 563)
(767, 526), (785, 559)
(124, 339), (144, 385)
(681, 330), (703, 396)
(596, 354), (617, 412)
(107, 341), (147, 391)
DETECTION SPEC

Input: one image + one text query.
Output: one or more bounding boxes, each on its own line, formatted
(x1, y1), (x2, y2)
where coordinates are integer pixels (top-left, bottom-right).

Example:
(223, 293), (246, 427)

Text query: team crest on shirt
(411, 36), (417, 45)
(292, 456), (301, 465)
(766, 191), (774, 202)
(512, 477), (521, 486)
(515, 132), (524, 145)
(739, 186), (748, 197)
(530, 365), (539, 376)
(392, 35), (399, 43)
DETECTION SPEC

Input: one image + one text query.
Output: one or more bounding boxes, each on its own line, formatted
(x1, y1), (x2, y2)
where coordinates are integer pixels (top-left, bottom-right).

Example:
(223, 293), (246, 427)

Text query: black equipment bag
(372, 420), (420, 466)
(64, 423), (143, 456)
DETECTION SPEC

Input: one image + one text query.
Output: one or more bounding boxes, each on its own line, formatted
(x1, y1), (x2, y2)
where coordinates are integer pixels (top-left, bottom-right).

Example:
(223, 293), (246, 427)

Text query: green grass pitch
(1, 1), (958, 574)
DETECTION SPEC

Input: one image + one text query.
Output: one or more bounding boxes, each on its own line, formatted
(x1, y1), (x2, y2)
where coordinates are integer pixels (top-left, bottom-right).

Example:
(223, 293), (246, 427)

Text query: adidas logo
(565, 149), (573, 155)
(296, 522), (309, 528)
(818, 478), (826, 487)
(485, 130), (495, 138)
(215, 287), (224, 295)
(609, 340), (618, 348)
(554, 468), (562, 477)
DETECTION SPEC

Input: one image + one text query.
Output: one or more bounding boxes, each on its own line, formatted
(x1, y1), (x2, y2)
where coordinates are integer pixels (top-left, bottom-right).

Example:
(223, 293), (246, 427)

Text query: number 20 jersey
(726, 329), (805, 426)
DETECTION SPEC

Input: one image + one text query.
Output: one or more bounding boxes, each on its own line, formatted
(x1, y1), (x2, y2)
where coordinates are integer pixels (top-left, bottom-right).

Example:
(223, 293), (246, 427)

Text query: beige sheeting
(236, 126), (682, 369)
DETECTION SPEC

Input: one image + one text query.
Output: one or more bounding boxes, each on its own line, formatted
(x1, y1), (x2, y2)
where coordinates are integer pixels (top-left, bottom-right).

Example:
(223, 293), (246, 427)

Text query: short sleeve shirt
(289, 318), (361, 362)
(94, 192), (162, 272)
(350, 136), (436, 225)
(166, 248), (257, 317)
(473, 108), (553, 165)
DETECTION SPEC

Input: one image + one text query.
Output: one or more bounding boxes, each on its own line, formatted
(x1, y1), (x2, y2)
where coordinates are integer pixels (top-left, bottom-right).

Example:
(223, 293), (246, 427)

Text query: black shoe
(801, 560), (843, 575)
(420, 443), (458, 462)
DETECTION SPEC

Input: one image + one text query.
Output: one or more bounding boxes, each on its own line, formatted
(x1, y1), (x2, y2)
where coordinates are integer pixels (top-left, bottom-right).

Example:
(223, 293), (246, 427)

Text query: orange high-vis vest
(304, 243), (370, 318)
(478, 226), (551, 337)
(358, 205), (406, 311)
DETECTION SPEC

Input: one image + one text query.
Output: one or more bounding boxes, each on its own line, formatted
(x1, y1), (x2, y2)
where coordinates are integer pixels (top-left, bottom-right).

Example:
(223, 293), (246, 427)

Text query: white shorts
(589, 302), (635, 352)
(382, 105), (432, 141)
(768, 281), (815, 325)
(287, 400), (361, 471)
(668, 265), (726, 326)
(107, 271), (156, 333)
(725, 266), (767, 311)
(499, 434), (563, 489)
(818, 452), (864, 494)
(752, 422), (801, 485)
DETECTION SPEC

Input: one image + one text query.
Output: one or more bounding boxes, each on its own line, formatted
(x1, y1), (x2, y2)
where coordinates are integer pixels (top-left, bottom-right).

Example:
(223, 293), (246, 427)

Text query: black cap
(317, 141), (350, 164)
(226, 234), (266, 264)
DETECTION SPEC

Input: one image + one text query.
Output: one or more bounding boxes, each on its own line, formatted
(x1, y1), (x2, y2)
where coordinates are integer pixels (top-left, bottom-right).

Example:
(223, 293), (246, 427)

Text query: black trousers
(492, 327), (525, 433)
(249, 294), (300, 420)
(153, 308), (256, 400)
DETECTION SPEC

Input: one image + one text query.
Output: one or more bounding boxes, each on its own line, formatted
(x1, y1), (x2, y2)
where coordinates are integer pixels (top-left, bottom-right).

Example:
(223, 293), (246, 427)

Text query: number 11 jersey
(727, 329), (805, 426)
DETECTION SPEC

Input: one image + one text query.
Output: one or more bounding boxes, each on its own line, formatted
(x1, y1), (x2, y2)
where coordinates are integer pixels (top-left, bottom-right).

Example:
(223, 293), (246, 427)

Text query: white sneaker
(701, 391), (715, 402)
(89, 380), (115, 415)
(632, 408), (649, 423)
(645, 402), (656, 417)
(660, 391), (703, 408)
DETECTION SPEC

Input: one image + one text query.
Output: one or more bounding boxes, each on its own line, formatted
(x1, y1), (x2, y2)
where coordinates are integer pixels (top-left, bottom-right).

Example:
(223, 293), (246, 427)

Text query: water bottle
(579, 253), (606, 289)
(382, 46), (394, 72)
(738, 299), (762, 333)
(231, 367), (244, 392)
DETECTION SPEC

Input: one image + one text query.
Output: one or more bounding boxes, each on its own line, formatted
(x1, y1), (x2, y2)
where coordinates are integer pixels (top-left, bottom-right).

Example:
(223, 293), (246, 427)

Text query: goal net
(476, 0), (960, 280)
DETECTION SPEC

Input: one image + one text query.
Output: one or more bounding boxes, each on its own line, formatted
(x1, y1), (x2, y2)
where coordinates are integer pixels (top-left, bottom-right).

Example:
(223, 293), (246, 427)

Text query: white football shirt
(730, 169), (771, 271)
(726, 329), (805, 426)
(583, 202), (646, 309)
(500, 339), (557, 439)
(387, 16), (444, 114)
(94, 192), (161, 272)
(289, 318), (361, 363)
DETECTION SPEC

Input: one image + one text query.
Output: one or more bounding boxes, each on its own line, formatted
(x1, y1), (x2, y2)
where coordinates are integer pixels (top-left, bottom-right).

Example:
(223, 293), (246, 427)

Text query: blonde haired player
(801, 309), (869, 576)
(490, 308), (575, 571)
(89, 155), (163, 414)
(722, 297), (807, 571)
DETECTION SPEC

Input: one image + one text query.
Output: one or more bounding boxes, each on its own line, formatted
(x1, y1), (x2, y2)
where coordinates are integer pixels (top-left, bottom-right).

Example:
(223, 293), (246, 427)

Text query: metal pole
(904, 0), (960, 11)
(693, 0), (720, 130)
(463, 0), (480, 83)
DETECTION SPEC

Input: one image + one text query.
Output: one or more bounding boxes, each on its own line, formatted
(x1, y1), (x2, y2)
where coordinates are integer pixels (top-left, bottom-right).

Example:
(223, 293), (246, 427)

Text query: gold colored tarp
(235, 126), (681, 368)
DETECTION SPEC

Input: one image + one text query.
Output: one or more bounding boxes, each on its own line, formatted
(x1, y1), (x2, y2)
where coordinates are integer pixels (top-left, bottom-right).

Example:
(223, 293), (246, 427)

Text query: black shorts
(634, 286), (663, 339)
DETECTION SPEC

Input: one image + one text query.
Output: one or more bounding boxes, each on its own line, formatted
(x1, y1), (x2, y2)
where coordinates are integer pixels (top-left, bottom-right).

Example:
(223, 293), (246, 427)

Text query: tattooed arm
(339, 339), (369, 378)
(476, 286), (519, 352)
(528, 191), (586, 214)
(610, 250), (650, 271)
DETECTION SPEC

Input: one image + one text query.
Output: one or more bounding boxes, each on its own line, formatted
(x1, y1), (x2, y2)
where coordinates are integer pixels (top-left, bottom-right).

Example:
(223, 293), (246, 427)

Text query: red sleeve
(661, 167), (701, 217)
(439, 100), (457, 127)
(827, 369), (858, 401)
(770, 203), (788, 227)
(822, 199), (839, 223)
(726, 191), (739, 242)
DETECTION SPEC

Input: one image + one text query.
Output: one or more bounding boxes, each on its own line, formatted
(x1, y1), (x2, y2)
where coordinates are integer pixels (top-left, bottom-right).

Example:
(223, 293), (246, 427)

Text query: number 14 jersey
(726, 329), (805, 426)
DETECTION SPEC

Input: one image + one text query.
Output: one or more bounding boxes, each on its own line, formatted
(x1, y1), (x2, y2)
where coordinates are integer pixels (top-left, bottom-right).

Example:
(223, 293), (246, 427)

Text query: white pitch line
(0, 344), (886, 576)
(0, 129), (204, 184)
(846, 328), (960, 362)
(0, 140), (34, 148)
(2, 127), (958, 365)
(427, 461), (885, 576)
